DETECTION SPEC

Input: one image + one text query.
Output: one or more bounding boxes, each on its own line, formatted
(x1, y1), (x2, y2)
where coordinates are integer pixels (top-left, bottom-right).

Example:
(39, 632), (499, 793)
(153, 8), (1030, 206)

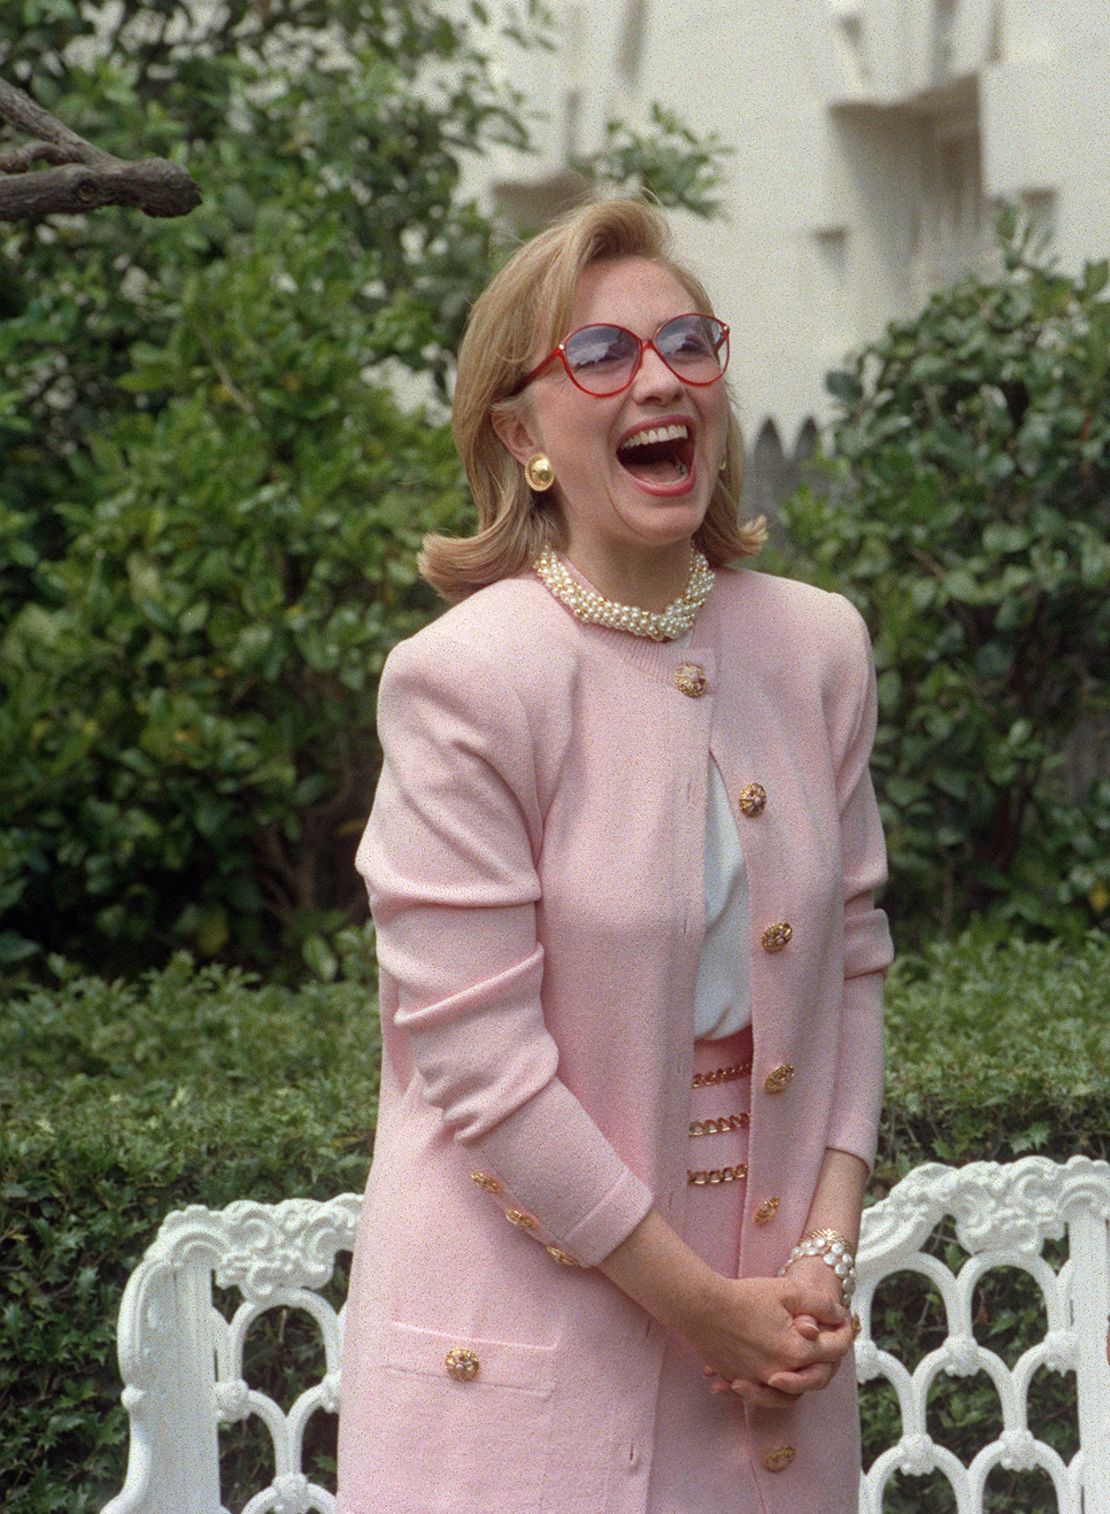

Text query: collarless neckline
(525, 556), (727, 685)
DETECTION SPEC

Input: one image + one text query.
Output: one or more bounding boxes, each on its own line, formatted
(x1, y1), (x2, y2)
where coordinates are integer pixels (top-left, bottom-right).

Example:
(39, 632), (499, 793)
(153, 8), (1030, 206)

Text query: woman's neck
(560, 540), (695, 612)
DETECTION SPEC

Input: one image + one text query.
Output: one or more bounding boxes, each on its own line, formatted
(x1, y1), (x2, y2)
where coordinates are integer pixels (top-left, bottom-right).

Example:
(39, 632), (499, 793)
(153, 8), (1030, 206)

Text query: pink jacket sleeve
(357, 633), (654, 1267)
(823, 597), (894, 1172)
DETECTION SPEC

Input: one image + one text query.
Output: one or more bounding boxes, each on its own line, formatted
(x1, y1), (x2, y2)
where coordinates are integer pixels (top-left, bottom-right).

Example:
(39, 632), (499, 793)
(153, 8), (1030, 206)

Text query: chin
(615, 487), (711, 543)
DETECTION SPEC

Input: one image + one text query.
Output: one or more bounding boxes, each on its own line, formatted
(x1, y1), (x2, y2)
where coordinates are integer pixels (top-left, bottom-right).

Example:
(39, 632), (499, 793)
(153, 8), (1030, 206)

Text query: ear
(491, 404), (542, 468)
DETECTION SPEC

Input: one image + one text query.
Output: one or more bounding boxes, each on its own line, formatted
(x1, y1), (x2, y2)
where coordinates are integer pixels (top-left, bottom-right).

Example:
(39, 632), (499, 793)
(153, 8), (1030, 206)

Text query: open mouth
(616, 422), (695, 486)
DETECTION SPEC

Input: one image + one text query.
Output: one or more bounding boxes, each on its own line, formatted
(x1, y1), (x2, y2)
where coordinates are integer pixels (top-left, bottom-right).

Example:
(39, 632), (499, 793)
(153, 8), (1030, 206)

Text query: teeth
(620, 423), (689, 451)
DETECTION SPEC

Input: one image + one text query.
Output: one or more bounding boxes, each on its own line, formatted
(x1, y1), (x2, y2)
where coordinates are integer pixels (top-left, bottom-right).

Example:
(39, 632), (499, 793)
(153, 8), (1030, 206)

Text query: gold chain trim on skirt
(691, 1061), (752, 1089)
(688, 1163), (749, 1186)
(689, 1113), (750, 1137)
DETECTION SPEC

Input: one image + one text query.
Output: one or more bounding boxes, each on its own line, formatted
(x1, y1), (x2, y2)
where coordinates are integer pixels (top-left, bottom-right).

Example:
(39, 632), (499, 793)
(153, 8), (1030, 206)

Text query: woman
(337, 198), (893, 1514)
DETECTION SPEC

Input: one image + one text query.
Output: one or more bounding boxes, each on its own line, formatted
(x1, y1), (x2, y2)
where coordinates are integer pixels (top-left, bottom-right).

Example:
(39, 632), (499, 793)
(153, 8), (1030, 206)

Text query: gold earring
(525, 453), (555, 492)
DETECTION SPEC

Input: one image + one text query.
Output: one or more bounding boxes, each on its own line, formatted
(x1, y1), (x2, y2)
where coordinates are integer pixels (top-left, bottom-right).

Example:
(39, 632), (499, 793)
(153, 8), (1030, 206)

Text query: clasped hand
(692, 1260), (853, 1410)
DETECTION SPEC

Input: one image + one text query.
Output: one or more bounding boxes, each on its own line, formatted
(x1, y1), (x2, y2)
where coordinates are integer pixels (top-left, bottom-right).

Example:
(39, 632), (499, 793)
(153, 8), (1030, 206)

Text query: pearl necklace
(532, 546), (715, 641)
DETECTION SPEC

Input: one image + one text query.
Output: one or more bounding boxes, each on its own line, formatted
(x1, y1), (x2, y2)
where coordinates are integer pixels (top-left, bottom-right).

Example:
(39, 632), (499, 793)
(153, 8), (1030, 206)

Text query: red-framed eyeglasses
(513, 312), (730, 398)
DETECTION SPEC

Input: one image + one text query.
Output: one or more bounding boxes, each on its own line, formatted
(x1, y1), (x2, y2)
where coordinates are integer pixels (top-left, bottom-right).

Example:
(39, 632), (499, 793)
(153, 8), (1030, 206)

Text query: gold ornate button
(505, 1208), (538, 1230)
(761, 921), (793, 953)
(444, 1346), (480, 1382)
(470, 1171), (502, 1195)
(738, 782), (767, 817)
(674, 662), (707, 698)
(763, 1064), (795, 1095)
(754, 1196), (781, 1225)
(545, 1245), (580, 1266)
(763, 1444), (795, 1472)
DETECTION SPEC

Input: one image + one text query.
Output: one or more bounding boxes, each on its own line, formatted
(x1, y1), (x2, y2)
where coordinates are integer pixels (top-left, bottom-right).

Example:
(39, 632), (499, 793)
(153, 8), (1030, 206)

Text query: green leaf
(825, 369), (863, 405)
(1010, 1120), (1052, 1154)
(0, 932), (40, 965)
(981, 523), (1030, 554)
(1082, 259), (1108, 299)
(302, 932), (338, 982)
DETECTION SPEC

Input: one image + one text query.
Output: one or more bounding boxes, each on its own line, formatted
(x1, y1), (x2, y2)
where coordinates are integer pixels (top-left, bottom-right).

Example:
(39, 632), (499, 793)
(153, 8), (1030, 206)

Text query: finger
(766, 1363), (834, 1394)
(769, 1368), (829, 1386)
(811, 1323), (854, 1358)
(792, 1313), (820, 1341)
(779, 1328), (847, 1371)
(782, 1288), (849, 1328)
(730, 1379), (797, 1409)
(806, 1305), (850, 1330)
(804, 1314), (853, 1344)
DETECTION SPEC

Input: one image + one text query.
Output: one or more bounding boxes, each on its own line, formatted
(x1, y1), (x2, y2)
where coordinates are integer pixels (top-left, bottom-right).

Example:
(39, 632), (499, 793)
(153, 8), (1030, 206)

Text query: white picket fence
(100, 1155), (1110, 1514)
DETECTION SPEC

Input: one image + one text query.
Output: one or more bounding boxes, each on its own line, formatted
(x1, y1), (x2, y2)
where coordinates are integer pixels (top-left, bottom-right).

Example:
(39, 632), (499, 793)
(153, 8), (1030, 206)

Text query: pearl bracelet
(778, 1228), (857, 1306)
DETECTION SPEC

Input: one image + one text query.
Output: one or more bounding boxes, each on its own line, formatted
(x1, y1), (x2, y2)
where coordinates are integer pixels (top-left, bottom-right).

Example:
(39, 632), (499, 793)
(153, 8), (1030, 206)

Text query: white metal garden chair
(100, 1154), (1110, 1514)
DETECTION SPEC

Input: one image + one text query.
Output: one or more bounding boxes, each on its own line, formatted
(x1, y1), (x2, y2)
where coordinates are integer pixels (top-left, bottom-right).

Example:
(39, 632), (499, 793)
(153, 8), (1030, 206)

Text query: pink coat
(337, 566), (893, 1514)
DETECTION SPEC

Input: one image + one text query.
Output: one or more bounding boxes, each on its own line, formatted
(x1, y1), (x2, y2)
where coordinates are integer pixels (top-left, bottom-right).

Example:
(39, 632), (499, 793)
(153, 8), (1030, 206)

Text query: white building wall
(477, 0), (1110, 479)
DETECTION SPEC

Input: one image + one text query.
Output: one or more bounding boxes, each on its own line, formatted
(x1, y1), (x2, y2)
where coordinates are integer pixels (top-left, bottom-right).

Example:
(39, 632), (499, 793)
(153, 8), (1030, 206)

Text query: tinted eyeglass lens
(563, 326), (640, 393)
(658, 316), (727, 380)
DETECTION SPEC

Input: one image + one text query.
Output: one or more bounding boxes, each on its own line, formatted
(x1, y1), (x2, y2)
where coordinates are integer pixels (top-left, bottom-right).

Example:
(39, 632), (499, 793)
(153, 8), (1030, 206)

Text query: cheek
(702, 391), (729, 444)
(535, 383), (619, 441)
(540, 434), (607, 512)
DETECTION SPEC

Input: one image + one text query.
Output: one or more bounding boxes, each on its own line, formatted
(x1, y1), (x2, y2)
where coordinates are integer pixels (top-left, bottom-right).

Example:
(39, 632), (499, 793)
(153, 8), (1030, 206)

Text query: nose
(630, 341), (684, 403)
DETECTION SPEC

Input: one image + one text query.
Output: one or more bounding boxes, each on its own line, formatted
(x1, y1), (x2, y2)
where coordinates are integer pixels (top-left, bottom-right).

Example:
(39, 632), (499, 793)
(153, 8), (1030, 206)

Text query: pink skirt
(645, 1027), (766, 1514)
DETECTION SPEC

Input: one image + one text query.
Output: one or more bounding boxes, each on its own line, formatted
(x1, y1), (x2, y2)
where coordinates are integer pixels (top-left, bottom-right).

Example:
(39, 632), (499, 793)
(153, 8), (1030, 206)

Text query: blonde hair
(421, 197), (765, 602)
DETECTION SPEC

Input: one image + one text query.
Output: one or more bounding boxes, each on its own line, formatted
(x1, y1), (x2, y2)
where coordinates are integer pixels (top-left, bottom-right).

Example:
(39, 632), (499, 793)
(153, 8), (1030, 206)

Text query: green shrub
(0, 0), (515, 977)
(0, 2), (729, 982)
(2, 931), (1106, 1511)
(869, 929), (1109, 1514)
(1, 938), (380, 1512)
(876, 928), (1109, 1179)
(0, 214), (464, 978)
(767, 212), (1110, 945)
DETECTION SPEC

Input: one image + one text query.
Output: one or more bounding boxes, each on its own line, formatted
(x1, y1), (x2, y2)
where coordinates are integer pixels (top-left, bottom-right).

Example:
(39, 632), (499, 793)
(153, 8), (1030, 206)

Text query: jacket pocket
(341, 1321), (555, 1514)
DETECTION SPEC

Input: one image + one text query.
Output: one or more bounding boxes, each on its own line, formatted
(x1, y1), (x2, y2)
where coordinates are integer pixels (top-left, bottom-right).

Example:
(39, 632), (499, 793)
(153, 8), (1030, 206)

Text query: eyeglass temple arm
(512, 347), (563, 397)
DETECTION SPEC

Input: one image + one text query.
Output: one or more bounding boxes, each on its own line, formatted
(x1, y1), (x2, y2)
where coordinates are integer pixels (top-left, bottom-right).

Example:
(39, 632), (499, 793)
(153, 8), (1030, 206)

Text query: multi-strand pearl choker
(532, 546), (715, 642)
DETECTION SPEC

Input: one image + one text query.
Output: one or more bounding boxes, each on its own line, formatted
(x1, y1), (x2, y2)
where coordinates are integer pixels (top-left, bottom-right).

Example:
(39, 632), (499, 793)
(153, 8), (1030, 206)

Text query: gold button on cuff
(545, 1245), (580, 1267)
(763, 1445), (795, 1473)
(505, 1208), (538, 1230)
(754, 1196), (781, 1225)
(691, 1060), (752, 1089)
(689, 1113), (750, 1136)
(763, 1064), (795, 1095)
(674, 662), (708, 698)
(688, 1163), (748, 1186)
(738, 782), (767, 817)
(444, 1347), (480, 1382)
(470, 1171), (503, 1195)
(761, 921), (793, 953)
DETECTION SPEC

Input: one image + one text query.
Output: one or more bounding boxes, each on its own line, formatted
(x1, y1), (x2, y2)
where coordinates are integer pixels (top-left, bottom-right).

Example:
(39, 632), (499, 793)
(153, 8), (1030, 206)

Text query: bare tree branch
(0, 74), (201, 222)
(0, 141), (73, 173)
(0, 158), (201, 220)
